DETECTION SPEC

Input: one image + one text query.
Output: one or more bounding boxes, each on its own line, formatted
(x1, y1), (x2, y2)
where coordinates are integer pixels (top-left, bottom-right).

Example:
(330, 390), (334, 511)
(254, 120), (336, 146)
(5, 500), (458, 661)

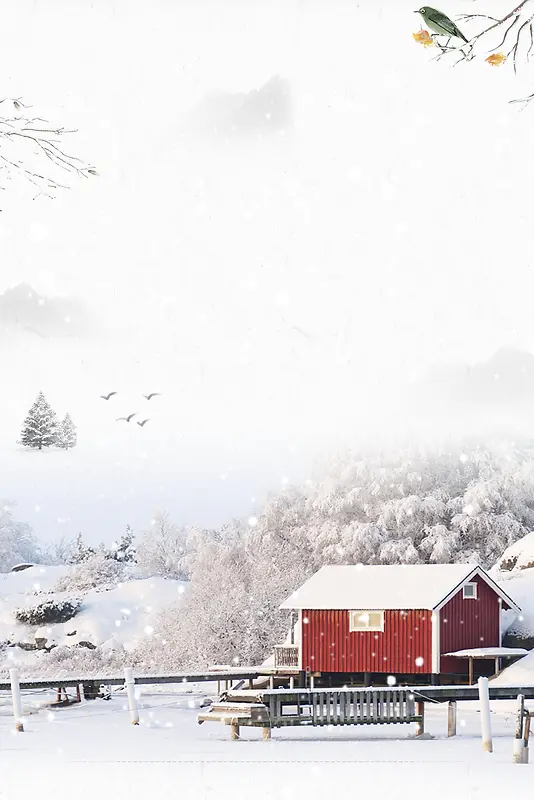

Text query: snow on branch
(0, 97), (96, 200)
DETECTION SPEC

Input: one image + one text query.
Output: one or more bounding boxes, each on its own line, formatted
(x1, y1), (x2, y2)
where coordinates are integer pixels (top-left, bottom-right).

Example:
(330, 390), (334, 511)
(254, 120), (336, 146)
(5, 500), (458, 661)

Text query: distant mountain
(414, 346), (534, 413)
(0, 283), (92, 339)
(183, 75), (292, 138)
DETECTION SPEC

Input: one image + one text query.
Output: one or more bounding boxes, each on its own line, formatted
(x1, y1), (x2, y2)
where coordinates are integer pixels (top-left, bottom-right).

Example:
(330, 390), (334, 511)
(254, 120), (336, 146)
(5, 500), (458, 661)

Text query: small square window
(349, 610), (384, 632)
(463, 582), (478, 600)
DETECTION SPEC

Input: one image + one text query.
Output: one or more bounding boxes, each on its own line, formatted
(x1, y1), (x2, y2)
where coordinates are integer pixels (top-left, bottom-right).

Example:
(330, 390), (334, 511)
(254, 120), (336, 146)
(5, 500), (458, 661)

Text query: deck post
(9, 668), (24, 733)
(262, 726), (271, 741)
(124, 667), (139, 725)
(289, 676), (295, 689)
(478, 676), (493, 753)
(230, 723), (240, 740)
(310, 675), (315, 690)
(513, 695), (527, 763)
(248, 678), (253, 690)
(269, 675), (274, 689)
(468, 658), (473, 686)
(447, 701), (457, 737)
(415, 701), (425, 737)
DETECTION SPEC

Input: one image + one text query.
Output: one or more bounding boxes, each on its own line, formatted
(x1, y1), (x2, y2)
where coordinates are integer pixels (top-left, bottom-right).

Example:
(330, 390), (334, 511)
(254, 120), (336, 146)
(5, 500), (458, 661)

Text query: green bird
(414, 7), (469, 44)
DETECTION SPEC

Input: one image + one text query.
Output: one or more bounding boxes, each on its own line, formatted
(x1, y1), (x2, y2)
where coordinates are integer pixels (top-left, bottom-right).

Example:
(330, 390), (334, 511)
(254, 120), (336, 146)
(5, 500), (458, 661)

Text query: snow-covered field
(0, 684), (532, 799)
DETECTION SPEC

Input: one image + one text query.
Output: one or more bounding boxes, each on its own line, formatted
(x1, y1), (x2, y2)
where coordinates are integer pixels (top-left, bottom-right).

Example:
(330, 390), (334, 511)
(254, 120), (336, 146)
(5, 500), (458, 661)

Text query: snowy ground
(0, 683), (532, 799)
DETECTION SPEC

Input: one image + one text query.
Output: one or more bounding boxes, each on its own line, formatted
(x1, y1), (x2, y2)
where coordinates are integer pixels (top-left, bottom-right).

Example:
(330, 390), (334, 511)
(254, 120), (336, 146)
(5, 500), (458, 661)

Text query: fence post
(478, 676), (493, 753)
(524, 712), (531, 763)
(77, 683), (85, 704)
(124, 667), (139, 725)
(513, 695), (527, 763)
(447, 700), (457, 737)
(9, 668), (24, 733)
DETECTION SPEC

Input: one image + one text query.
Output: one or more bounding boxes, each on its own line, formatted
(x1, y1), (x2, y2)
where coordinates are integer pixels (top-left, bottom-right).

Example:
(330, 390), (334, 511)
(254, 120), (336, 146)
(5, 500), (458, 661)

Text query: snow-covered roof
(444, 648), (528, 659)
(280, 564), (520, 612)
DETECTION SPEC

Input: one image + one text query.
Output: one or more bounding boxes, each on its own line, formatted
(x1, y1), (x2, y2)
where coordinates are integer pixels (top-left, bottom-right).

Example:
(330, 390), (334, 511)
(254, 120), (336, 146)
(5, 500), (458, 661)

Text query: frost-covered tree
(39, 536), (77, 566)
(0, 503), (39, 572)
(136, 512), (192, 580)
(56, 413), (77, 450)
(109, 525), (136, 563)
(19, 392), (59, 450)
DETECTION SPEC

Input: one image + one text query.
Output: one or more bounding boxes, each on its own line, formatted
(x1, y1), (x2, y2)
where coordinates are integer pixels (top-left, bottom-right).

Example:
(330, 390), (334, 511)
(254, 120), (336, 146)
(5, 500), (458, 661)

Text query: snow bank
(491, 648), (534, 686)
(0, 565), (186, 675)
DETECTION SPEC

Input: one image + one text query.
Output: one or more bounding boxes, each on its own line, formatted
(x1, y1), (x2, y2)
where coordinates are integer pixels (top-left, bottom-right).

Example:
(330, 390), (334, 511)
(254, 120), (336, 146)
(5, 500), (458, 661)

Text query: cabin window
(463, 582), (478, 600)
(349, 610), (384, 632)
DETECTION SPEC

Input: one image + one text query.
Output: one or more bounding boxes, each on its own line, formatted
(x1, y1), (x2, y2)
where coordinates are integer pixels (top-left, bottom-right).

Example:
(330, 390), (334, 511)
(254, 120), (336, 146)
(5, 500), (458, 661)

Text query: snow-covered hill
(0, 566), (186, 678)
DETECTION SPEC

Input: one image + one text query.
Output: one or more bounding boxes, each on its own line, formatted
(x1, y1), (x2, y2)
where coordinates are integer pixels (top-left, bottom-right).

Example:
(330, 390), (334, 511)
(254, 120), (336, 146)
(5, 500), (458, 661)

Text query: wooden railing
(274, 645), (299, 668)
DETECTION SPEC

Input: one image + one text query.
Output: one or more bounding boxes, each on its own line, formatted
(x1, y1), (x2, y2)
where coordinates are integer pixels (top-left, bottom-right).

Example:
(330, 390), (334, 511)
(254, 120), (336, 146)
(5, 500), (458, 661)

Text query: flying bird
(143, 393), (161, 400)
(100, 392), (118, 400)
(414, 7), (469, 44)
(137, 419), (150, 427)
(116, 413), (137, 422)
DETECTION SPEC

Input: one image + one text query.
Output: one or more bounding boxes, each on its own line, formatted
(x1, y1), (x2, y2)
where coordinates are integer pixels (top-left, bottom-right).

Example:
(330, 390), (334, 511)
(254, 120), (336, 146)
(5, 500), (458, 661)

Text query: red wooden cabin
(279, 564), (521, 684)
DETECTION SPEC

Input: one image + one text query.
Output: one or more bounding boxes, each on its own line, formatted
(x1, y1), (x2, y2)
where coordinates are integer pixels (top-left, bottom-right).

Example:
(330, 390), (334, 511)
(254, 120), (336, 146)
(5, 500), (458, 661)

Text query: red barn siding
(439, 576), (501, 674)
(301, 609), (432, 674)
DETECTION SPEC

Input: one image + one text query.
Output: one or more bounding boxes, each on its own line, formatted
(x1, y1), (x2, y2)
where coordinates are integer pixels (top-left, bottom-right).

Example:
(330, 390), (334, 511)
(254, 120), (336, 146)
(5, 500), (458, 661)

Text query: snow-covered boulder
(495, 531), (534, 573)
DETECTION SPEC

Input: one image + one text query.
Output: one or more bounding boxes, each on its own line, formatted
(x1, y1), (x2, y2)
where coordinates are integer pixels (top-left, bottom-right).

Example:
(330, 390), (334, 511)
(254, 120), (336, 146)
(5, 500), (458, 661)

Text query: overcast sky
(1, 0), (533, 544)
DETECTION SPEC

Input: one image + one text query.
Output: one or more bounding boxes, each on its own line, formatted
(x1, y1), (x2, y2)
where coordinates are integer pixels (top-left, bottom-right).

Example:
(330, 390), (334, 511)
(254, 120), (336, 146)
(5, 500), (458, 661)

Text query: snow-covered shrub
(14, 597), (81, 625)
(56, 551), (127, 592)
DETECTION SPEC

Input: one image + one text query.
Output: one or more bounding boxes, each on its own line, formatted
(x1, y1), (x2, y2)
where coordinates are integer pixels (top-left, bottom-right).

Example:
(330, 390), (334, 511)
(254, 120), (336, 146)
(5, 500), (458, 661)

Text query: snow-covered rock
(495, 531), (534, 573)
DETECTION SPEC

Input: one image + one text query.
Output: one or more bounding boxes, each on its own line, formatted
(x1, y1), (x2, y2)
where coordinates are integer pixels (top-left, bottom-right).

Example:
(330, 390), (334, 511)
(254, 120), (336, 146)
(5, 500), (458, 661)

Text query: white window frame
(463, 582), (478, 600)
(349, 610), (384, 632)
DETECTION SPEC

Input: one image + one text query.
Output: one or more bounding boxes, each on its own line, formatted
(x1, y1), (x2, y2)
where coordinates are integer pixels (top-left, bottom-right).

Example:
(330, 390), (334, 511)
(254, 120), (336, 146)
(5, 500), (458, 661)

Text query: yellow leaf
(413, 29), (434, 47)
(486, 52), (506, 66)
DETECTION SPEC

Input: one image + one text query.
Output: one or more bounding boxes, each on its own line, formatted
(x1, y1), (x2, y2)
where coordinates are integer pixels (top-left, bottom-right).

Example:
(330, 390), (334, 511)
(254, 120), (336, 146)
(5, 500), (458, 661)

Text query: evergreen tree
(69, 533), (96, 564)
(19, 391), (59, 450)
(56, 413), (77, 450)
(109, 525), (136, 562)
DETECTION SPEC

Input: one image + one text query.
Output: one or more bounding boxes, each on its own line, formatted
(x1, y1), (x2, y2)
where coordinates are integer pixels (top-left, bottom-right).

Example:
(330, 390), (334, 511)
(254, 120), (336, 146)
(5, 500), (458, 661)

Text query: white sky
(1, 0), (534, 544)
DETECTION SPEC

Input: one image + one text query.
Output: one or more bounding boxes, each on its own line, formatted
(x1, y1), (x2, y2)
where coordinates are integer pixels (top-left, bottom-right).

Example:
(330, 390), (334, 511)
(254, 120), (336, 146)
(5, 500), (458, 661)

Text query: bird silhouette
(137, 419), (150, 427)
(116, 413), (137, 422)
(100, 392), (118, 400)
(143, 393), (161, 400)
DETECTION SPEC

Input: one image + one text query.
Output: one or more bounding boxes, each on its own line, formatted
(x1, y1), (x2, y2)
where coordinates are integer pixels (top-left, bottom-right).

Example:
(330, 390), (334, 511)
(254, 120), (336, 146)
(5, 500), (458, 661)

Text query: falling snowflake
(415, 656), (424, 667)
(387, 675), (397, 686)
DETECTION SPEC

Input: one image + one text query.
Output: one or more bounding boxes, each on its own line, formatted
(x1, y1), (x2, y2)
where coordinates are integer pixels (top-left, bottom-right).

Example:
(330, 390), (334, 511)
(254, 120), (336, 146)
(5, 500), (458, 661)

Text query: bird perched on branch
(100, 391), (118, 400)
(116, 413), (137, 422)
(414, 7), (468, 44)
(143, 393), (161, 401)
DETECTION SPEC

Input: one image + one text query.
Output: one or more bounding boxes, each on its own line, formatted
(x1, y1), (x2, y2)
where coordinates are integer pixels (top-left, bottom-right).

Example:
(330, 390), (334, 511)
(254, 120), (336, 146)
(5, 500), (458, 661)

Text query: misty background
(1, 0), (534, 543)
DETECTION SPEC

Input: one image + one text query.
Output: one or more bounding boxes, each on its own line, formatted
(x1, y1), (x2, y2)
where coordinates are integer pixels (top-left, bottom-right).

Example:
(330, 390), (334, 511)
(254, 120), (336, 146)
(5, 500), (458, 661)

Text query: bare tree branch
(0, 97), (96, 201)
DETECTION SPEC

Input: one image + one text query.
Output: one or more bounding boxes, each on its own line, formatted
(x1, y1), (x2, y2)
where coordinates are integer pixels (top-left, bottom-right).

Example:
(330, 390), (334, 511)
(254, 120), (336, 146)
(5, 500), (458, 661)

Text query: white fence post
(9, 668), (24, 732)
(478, 676), (493, 753)
(124, 668), (139, 725)
(78, 683), (86, 704)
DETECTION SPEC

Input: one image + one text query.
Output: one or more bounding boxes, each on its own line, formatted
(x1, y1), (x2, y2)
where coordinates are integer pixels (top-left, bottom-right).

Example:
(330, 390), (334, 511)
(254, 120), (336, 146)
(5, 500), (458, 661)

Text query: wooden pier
(198, 687), (425, 739)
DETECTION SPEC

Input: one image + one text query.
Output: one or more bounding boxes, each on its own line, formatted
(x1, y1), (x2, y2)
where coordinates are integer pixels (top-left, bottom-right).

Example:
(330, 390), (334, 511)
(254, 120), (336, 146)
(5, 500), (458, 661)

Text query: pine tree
(109, 525), (136, 562)
(19, 391), (59, 450)
(56, 413), (77, 450)
(69, 533), (96, 564)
